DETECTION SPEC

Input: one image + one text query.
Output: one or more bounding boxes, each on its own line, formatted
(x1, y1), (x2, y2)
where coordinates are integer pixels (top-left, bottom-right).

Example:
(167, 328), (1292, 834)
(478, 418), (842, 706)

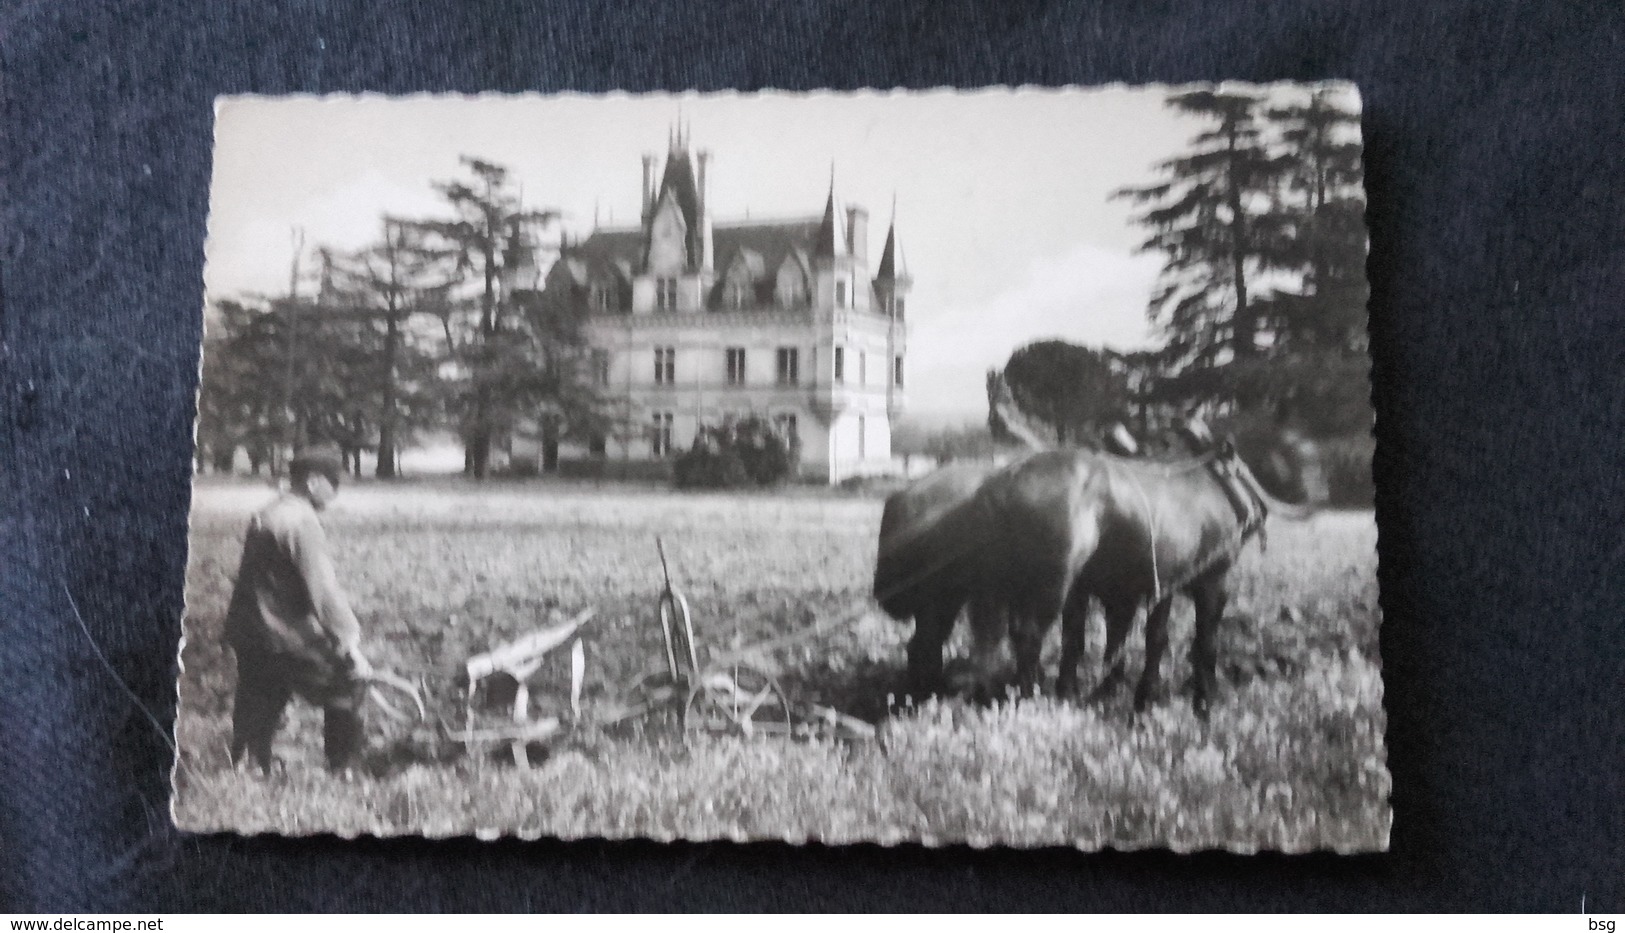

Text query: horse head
(1224, 417), (1329, 521)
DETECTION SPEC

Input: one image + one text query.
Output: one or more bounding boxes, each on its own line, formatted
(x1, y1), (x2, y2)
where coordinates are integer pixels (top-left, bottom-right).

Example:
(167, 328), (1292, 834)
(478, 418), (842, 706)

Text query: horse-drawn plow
(373, 538), (876, 768)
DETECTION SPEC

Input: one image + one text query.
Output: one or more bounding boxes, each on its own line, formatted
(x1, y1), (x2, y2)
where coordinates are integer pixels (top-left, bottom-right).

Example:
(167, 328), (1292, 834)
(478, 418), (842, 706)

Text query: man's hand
(344, 644), (374, 680)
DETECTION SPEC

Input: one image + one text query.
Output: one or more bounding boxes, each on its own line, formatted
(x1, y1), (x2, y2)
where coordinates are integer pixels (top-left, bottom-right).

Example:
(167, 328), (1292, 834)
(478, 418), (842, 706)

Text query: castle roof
(812, 185), (843, 259)
(561, 227), (641, 287)
(875, 221), (907, 282)
(570, 216), (826, 301)
(650, 149), (705, 268)
(716, 217), (823, 270)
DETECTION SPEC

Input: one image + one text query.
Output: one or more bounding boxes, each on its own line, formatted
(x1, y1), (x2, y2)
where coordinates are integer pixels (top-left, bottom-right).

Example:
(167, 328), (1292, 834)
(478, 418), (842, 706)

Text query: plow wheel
(682, 664), (791, 739)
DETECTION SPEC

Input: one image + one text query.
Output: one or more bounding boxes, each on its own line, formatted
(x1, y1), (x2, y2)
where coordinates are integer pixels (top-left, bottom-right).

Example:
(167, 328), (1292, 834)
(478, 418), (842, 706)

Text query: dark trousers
(229, 646), (366, 773)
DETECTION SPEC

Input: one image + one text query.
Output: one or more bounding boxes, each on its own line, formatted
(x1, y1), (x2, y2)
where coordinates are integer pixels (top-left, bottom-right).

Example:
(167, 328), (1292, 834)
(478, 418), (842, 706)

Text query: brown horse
(974, 423), (1326, 716)
(873, 461), (1012, 697)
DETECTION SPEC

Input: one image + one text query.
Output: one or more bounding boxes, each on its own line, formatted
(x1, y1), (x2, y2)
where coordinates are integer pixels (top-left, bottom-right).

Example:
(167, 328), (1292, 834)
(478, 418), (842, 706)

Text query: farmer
(224, 445), (373, 776)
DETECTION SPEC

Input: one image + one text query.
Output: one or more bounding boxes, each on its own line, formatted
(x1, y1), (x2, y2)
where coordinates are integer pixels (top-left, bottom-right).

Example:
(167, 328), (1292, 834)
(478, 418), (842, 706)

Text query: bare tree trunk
(468, 237), (498, 480)
(376, 307), (401, 478)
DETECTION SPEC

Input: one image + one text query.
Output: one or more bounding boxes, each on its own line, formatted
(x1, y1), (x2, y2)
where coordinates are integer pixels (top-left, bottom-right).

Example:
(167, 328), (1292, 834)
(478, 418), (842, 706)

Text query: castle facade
(545, 132), (912, 482)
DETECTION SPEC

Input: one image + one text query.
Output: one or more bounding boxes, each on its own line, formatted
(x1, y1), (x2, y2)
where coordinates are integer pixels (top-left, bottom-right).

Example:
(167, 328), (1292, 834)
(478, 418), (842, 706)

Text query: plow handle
(657, 536), (674, 592)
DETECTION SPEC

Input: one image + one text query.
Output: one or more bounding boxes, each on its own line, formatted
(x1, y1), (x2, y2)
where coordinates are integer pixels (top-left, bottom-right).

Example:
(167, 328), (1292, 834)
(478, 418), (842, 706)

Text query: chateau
(544, 131), (912, 483)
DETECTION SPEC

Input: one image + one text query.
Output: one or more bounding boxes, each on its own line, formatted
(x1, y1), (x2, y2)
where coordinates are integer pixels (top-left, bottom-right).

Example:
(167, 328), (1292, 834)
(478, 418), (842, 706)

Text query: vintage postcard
(173, 84), (1389, 851)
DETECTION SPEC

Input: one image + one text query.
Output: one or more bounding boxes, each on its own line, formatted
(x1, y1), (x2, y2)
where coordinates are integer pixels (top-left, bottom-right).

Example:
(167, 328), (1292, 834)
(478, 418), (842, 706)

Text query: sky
(205, 85), (1322, 425)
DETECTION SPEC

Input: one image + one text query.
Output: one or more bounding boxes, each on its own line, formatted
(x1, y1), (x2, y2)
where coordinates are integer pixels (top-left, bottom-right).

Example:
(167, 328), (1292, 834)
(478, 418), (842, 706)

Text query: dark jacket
(223, 493), (362, 670)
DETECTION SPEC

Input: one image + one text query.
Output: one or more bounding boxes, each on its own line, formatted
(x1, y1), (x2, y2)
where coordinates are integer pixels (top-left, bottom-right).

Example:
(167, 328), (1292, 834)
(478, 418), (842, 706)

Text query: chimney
(697, 150), (714, 271)
(641, 154), (655, 223)
(697, 150), (710, 211)
(845, 206), (868, 261)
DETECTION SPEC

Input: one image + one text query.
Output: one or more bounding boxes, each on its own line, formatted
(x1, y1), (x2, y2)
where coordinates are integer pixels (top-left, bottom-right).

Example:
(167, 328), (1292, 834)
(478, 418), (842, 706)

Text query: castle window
(775, 413), (799, 446)
(650, 412), (675, 458)
(776, 347), (800, 385)
(654, 346), (676, 385)
(858, 351), (867, 386)
(725, 347), (747, 385)
(657, 277), (679, 312)
(592, 348), (610, 387)
(894, 355), (904, 387)
(835, 280), (847, 308)
(833, 346), (845, 383)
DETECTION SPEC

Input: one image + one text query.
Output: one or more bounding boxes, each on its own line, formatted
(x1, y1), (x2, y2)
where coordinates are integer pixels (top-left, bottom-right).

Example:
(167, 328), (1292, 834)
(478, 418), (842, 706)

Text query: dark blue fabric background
(2, 0), (1621, 913)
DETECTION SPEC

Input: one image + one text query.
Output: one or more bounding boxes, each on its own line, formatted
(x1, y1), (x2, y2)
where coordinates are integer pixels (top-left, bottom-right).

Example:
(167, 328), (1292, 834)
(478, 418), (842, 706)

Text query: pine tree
(325, 220), (455, 478)
(1266, 88), (1368, 355)
(411, 157), (561, 479)
(1115, 89), (1289, 401)
(1255, 87), (1372, 435)
(199, 289), (377, 476)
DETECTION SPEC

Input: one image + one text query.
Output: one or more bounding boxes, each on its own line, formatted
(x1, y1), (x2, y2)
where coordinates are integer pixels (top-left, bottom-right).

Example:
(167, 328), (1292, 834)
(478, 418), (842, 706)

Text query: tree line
(984, 87), (1373, 500)
(197, 157), (607, 480)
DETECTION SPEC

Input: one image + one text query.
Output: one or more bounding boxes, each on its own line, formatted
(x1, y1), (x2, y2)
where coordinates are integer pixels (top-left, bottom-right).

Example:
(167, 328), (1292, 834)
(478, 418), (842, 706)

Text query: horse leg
(965, 594), (1007, 703)
(1087, 593), (1138, 702)
(1134, 596), (1175, 713)
(1188, 571), (1229, 719)
(1055, 585), (1093, 699)
(905, 598), (958, 698)
(1005, 586), (1060, 700)
(1009, 617), (1046, 698)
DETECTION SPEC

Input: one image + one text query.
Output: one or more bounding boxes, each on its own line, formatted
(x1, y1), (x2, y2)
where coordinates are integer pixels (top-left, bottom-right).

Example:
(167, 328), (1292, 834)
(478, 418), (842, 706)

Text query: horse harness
(1112, 441), (1271, 603)
(872, 443), (1273, 611)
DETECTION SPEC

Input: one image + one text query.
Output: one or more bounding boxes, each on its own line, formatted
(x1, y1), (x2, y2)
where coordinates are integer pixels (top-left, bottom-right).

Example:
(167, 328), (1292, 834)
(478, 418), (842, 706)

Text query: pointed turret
(813, 172), (844, 259)
(641, 124), (712, 273)
(872, 210), (912, 319)
(634, 123), (717, 312)
(875, 223), (901, 281)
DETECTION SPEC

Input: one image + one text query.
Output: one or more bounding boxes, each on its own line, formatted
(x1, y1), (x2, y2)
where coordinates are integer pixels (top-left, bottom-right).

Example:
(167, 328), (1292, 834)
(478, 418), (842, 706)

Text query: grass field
(171, 477), (1390, 852)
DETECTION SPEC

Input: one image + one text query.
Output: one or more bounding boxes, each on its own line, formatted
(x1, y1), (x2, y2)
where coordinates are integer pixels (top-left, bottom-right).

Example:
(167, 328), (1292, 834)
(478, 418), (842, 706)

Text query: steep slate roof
(812, 187), (843, 258)
(713, 217), (822, 273)
(650, 150), (705, 268)
(875, 222), (906, 281)
(564, 227), (642, 287)
(564, 216), (826, 311)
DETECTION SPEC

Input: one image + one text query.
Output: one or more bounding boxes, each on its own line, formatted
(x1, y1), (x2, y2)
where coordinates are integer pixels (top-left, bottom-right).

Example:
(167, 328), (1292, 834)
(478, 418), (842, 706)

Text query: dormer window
(657, 278), (679, 311)
(725, 281), (750, 310)
(590, 284), (613, 312)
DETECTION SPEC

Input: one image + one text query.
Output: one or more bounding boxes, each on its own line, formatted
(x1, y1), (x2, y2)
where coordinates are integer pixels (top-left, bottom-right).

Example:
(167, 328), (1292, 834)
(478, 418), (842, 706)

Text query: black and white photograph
(172, 84), (1388, 852)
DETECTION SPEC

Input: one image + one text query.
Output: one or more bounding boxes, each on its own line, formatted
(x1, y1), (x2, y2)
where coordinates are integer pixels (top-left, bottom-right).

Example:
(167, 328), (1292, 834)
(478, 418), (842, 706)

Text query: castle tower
(872, 216), (911, 317)
(632, 126), (715, 313)
(874, 214), (911, 416)
(812, 174), (864, 311)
